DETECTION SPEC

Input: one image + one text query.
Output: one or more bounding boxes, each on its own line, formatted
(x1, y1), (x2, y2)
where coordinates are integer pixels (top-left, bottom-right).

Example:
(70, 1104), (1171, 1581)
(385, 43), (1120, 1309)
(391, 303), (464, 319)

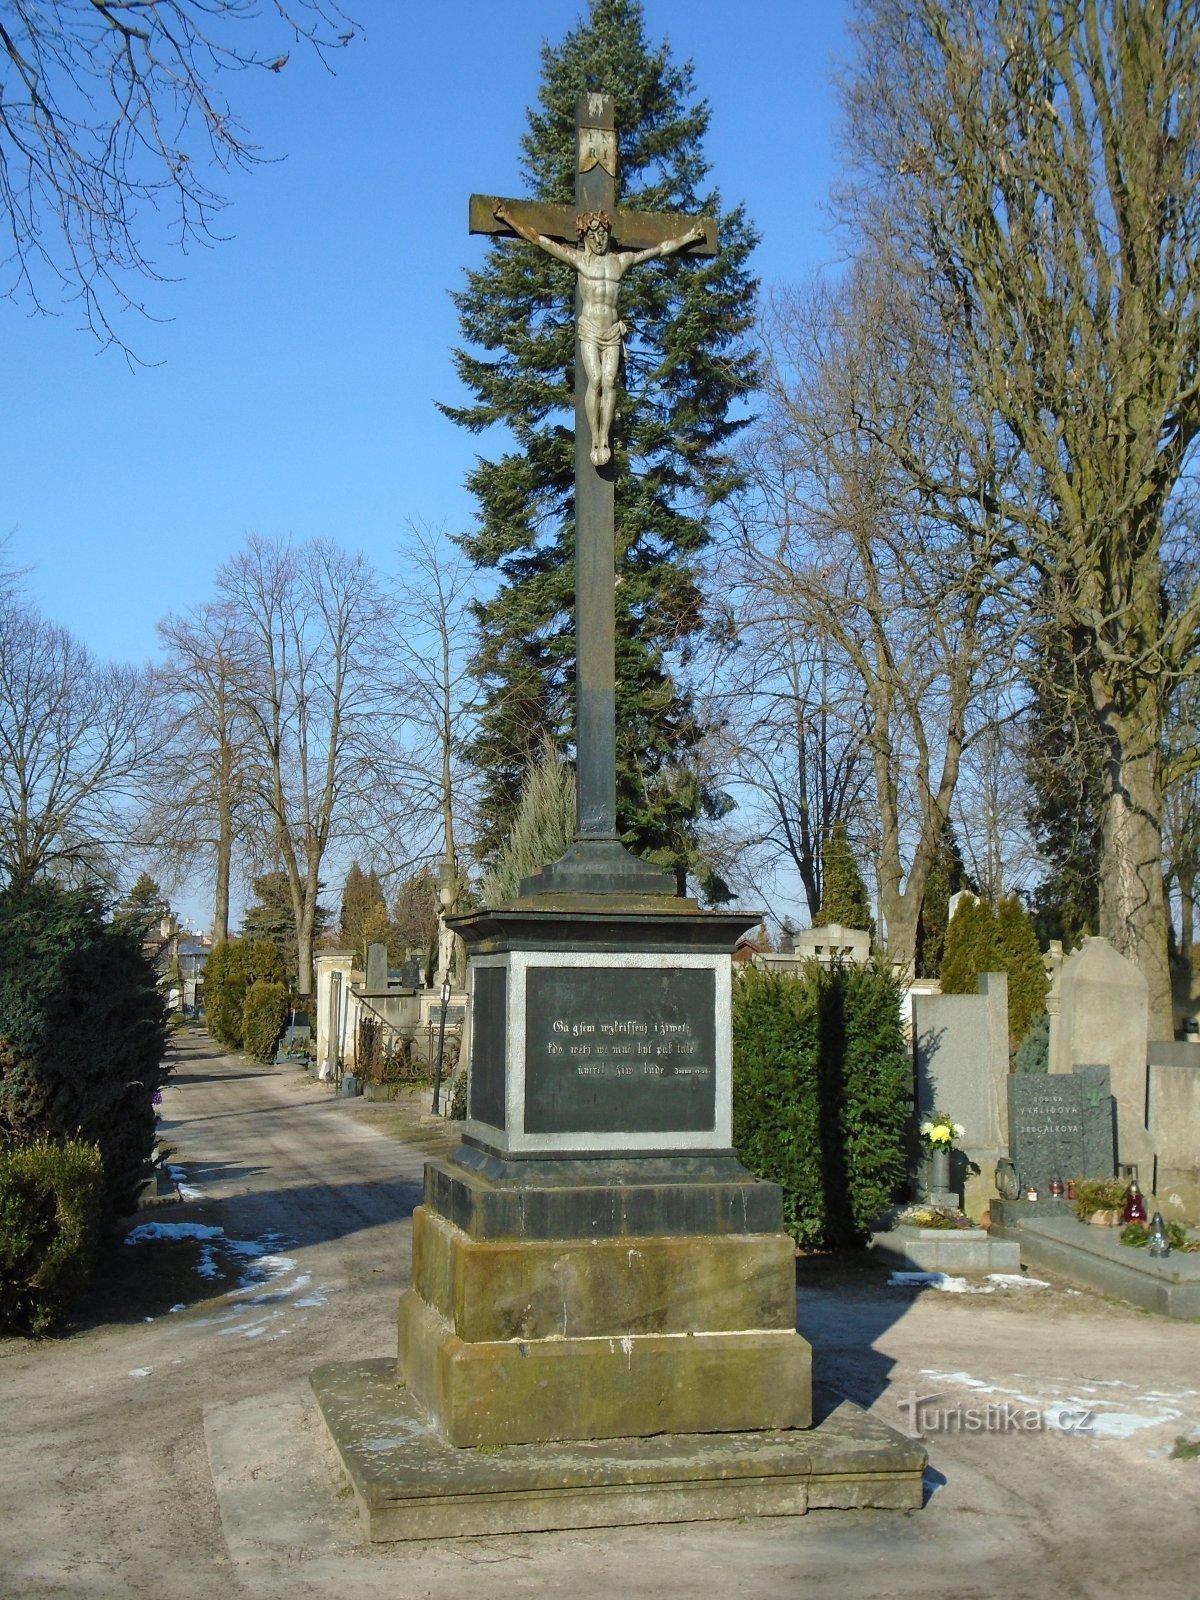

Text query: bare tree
(714, 561), (871, 923)
(385, 524), (483, 982)
(387, 525), (480, 892)
(149, 601), (259, 943)
(842, 0), (1200, 1032)
(1, 1), (355, 349)
(215, 535), (391, 995)
(0, 593), (158, 882)
(735, 265), (1023, 973)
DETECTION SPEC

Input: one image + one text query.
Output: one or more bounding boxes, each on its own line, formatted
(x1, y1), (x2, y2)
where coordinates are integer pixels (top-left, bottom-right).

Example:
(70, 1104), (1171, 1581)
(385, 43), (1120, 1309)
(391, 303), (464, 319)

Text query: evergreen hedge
(0, 1138), (106, 1333)
(241, 980), (289, 1064)
(204, 939), (286, 1050)
(731, 962), (910, 1248)
(940, 894), (1049, 1053)
(0, 878), (168, 1212)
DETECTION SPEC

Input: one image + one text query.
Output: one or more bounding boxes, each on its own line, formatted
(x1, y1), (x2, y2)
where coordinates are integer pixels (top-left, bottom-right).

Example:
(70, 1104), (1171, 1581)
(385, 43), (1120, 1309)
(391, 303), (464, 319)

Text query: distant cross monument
(470, 92), (715, 893)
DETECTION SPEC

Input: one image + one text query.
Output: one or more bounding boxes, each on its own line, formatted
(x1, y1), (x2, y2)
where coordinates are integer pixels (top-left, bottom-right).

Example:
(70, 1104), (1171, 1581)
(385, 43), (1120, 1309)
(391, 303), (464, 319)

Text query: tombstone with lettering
(312, 91), (923, 1540)
(1006, 1065), (1117, 1192)
(364, 941), (389, 994)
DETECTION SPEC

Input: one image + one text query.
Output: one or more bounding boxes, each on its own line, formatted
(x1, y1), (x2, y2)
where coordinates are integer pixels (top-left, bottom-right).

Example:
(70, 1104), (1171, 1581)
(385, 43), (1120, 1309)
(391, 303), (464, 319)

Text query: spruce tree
(241, 871), (329, 981)
(813, 822), (874, 936)
(941, 894), (1048, 1054)
(340, 862), (387, 953)
(443, 0), (758, 884)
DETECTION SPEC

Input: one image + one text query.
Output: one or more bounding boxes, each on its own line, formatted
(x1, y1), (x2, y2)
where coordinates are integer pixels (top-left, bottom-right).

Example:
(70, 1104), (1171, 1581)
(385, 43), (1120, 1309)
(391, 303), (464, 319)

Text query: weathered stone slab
(310, 1360), (925, 1542)
(1055, 937), (1152, 1170)
(986, 1214), (1200, 1318)
(869, 1225), (1021, 1275)
(411, 1206), (797, 1341)
(423, 1148), (784, 1240)
(397, 1292), (812, 1447)
(365, 941), (388, 993)
(912, 972), (1008, 1152)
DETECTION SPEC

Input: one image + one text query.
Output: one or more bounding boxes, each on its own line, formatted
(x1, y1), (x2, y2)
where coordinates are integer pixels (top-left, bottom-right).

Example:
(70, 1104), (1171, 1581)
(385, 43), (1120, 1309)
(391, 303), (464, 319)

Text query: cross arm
(469, 193), (717, 257)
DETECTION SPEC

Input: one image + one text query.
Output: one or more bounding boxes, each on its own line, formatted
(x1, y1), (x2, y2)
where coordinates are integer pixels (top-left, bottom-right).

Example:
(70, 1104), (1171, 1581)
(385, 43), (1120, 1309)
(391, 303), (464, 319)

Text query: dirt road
(2, 1031), (1198, 1600)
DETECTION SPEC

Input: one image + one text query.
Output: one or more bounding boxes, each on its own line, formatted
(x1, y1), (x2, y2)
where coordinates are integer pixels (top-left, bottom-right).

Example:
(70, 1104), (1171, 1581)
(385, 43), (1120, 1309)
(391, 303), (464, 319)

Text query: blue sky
(4, 2), (851, 928)
(7, 1), (850, 665)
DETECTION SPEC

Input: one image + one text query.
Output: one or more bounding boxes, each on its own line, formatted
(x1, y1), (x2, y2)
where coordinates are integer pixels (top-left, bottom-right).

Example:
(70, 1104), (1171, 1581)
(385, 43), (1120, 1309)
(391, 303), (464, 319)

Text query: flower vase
(928, 1147), (951, 1192)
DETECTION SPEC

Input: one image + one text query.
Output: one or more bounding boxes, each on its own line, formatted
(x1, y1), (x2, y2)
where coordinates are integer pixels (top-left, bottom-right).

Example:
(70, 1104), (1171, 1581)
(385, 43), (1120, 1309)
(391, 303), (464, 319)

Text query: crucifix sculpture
(469, 93), (716, 894)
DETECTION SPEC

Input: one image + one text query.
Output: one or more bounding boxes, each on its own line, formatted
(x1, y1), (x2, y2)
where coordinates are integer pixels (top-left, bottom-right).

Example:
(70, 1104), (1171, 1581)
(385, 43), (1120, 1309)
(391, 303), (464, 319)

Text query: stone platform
(311, 1359), (926, 1542)
(988, 1211), (1200, 1317)
(870, 1224), (1020, 1275)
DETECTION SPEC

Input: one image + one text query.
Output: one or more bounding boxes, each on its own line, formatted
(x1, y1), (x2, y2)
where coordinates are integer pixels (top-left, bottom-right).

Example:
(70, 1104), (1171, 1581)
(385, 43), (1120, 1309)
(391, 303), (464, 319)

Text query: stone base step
(310, 1358), (926, 1543)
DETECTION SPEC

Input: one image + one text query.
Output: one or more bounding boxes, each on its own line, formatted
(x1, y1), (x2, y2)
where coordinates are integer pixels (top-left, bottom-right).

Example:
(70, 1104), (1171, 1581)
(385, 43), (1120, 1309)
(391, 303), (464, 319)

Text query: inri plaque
(524, 965), (716, 1135)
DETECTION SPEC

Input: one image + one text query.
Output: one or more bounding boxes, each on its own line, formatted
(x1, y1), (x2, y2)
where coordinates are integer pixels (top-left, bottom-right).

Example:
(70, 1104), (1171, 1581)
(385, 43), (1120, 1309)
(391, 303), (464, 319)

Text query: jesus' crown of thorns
(575, 211), (613, 236)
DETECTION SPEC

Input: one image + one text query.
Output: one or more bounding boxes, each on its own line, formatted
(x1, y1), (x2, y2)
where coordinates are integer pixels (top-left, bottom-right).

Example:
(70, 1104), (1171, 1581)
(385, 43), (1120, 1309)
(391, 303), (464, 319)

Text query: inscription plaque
(469, 965), (507, 1130)
(524, 965), (717, 1135)
(1007, 1068), (1115, 1190)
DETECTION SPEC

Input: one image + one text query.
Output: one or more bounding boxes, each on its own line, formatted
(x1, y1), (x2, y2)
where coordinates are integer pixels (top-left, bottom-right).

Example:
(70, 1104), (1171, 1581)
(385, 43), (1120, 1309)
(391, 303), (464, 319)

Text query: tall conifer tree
(443, 0), (758, 886)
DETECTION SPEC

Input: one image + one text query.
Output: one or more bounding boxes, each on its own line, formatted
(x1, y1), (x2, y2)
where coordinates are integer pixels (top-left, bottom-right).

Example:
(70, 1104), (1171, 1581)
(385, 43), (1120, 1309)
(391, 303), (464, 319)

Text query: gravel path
(2, 1030), (1197, 1600)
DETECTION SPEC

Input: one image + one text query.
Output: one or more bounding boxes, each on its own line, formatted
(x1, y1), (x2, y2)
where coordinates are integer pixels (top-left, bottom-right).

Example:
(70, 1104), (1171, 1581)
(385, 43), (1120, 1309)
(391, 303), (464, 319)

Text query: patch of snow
(987, 1273), (1049, 1289)
(196, 1245), (222, 1279)
(888, 1271), (972, 1293)
(920, 1369), (1197, 1443)
(125, 1221), (224, 1245)
(128, 1368), (153, 1378)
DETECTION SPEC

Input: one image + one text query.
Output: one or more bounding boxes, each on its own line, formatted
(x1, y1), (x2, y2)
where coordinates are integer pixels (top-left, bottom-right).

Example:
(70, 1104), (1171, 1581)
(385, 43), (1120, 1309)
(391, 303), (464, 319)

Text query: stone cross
(470, 93), (714, 889)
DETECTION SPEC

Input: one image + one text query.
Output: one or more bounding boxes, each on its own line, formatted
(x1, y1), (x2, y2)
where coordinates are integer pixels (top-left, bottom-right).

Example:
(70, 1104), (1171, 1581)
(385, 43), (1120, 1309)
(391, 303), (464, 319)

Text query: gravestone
(364, 941), (388, 993)
(912, 972), (1008, 1214)
(789, 923), (870, 966)
(1055, 936), (1153, 1171)
(1147, 1045), (1200, 1223)
(1006, 1065), (1116, 1191)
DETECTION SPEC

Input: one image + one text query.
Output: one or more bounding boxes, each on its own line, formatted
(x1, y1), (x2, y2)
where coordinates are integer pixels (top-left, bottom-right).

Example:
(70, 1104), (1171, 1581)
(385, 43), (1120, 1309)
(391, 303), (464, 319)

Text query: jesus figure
(493, 201), (705, 467)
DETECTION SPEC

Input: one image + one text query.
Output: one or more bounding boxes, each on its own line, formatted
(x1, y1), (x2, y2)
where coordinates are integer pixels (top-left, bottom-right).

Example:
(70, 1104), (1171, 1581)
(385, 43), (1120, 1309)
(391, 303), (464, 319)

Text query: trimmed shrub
(0, 1139), (106, 1333)
(0, 878), (169, 1212)
(731, 962), (910, 1248)
(241, 980), (289, 1064)
(813, 821), (874, 937)
(941, 894), (1049, 1052)
(204, 939), (286, 1050)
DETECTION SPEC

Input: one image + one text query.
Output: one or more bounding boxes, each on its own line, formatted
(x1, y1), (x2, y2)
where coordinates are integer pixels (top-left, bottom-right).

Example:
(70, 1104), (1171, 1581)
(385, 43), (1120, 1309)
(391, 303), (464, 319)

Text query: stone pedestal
(399, 1151), (811, 1448)
(397, 896), (812, 1447)
(314, 882), (924, 1535)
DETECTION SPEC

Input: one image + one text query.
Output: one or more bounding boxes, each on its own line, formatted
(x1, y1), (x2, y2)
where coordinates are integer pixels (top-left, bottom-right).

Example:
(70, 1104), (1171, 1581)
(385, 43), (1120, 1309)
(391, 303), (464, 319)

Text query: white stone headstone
(1056, 936), (1152, 1172)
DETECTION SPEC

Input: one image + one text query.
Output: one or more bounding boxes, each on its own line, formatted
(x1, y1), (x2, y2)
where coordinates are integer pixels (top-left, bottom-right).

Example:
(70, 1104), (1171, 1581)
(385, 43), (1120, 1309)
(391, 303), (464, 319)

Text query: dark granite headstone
(524, 965), (717, 1135)
(469, 965), (507, 1130)
(1006, 1066), (1115, 1190)
(1075, 1063), (1119, 1179)
(398, 955), (422, 989)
